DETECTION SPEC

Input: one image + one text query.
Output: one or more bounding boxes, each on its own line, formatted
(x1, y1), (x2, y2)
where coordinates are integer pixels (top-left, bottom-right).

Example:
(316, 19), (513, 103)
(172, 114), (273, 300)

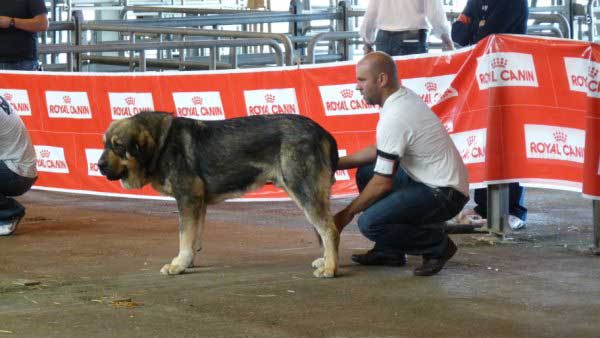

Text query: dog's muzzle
(98, 154), (127, 181)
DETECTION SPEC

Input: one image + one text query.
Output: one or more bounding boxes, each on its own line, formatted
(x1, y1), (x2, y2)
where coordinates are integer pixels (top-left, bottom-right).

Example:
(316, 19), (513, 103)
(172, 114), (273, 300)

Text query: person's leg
(375, 30), (394, 55)
(0, 60), (39, 71)
(472, 184), (527, 221)
(509, 183), (527, 221)
(473, 187), (487, 218)
(0, 161), (35, 221)
(355, 168), (455, 257)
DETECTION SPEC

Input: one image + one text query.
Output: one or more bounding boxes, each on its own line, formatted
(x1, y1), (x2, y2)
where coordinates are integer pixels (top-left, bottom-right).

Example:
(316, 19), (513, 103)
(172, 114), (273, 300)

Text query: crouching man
(0, 96), (37, 236)
(335, 52), (469, 276)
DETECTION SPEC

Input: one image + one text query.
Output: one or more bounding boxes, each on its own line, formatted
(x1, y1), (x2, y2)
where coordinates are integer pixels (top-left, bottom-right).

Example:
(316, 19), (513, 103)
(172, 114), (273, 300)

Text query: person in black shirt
(451, 0), (529, 229)
(452, 0), (528, 46)
(0, 0), (49, 71)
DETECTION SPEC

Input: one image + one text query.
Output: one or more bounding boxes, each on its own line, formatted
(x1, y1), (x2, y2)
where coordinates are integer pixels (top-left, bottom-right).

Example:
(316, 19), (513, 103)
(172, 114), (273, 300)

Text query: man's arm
(0, 14), (49, 32)
(334, 172), (394, 231)
(338, 144), (377, 170)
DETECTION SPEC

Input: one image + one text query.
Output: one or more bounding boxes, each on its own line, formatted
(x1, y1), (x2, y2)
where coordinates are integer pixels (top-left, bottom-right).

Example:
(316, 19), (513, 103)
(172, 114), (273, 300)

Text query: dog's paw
(311, 257), (325, 269)
(160, 263), (186, 275)
(313, 266), (336, 278)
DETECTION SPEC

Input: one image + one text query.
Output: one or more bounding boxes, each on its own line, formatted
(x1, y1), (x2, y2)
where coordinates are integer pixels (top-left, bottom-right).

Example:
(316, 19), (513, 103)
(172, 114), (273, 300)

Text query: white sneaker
(508, 215), (526, 230)
(0, 216), (23, 236)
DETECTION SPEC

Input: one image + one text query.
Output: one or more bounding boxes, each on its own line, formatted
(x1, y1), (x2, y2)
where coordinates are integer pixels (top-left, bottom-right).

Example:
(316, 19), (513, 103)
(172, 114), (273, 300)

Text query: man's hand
(441, 33), (455, 51)
(334, 208), (354, 233)
(363, 44), (374, 54)
(0, 16), (11, 29)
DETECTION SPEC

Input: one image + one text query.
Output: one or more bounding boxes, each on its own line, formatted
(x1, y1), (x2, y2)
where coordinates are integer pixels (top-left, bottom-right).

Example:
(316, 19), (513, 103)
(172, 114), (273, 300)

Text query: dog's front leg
(160, 197), (205, 275)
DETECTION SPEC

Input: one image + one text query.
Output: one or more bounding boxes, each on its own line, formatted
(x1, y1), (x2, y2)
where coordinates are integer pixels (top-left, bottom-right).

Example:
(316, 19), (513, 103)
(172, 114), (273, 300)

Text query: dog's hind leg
(280, 158), (339, 278)
(160, 196), (205, 275)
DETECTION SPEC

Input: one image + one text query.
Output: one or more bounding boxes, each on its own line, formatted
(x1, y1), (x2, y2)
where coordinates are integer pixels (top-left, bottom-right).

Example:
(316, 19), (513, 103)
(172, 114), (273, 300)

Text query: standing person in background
(0, 96), (37, 236)
(451, 0), (529, 229)
(360, 0), (455, 56)
(0, 0), (49, 71)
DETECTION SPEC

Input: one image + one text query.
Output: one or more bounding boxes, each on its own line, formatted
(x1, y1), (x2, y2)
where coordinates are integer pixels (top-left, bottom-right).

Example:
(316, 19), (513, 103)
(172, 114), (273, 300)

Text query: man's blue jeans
(0, 60), (40, 71)
(0, 161), (36, 221)
(375, 30), (428, 56)
(355, 164), (467, 257)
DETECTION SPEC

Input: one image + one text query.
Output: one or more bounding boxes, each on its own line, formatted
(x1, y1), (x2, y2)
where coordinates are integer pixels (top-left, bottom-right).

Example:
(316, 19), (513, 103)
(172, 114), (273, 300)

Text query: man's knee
(357, 212), (384, 242)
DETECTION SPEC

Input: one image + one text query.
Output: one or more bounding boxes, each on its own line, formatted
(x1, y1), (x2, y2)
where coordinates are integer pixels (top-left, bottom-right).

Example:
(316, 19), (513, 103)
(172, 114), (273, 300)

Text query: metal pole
(139, 50), (146, 72)
(594, 200), (600, 254)
(486, 183), (510, 237)
(71, 10), (84, 72)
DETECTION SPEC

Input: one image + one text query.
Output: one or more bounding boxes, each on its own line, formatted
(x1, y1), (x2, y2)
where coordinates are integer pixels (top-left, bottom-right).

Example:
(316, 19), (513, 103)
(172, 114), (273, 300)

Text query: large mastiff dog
(98, 111), (340, 277)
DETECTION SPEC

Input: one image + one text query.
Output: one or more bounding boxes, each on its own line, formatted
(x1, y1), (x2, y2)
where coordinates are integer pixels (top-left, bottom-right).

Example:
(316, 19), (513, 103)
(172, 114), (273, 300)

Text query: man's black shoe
(413, 238), (457, 276)
(351, 249), (407, 267)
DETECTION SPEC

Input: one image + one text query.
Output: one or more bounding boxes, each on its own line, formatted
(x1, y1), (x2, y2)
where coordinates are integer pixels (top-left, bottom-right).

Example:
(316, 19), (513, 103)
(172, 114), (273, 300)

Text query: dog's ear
(128, 128), (155, 161)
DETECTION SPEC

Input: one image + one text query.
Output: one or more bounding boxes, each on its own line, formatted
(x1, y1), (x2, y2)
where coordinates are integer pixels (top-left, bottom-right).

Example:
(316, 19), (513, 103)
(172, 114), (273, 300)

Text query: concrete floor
(1, 188), (599, 338)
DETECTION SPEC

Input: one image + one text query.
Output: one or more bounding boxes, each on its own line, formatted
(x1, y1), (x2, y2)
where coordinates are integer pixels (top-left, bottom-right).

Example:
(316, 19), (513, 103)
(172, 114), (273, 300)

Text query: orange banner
(1, 34), (599, 200)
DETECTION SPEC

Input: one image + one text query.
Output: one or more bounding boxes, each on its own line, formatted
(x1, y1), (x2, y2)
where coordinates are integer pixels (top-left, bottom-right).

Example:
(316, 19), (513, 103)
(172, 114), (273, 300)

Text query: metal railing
(39, 38), (283, 71)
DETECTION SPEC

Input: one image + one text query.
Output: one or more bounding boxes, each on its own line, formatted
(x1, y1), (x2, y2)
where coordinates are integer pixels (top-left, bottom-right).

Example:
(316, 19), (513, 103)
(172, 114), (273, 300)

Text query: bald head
(358, 51), (399, 88)
(355, 51), (400, 106)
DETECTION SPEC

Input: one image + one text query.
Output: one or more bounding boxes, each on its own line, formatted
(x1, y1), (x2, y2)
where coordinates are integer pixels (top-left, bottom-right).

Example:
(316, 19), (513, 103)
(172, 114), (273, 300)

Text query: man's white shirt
(374, 87), (469, 197)
(360, 0), (451, 44)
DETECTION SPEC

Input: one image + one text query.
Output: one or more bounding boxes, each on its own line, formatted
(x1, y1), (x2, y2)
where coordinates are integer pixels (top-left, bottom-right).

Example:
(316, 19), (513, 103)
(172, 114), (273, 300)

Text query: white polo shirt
(360, 0), (452, 45)
(374, 87), (469, 197)
(0, 97), (37, 178)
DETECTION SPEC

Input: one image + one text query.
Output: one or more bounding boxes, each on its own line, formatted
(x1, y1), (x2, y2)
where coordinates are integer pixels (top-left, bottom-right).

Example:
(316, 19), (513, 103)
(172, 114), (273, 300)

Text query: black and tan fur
(98, 111), (340, 277)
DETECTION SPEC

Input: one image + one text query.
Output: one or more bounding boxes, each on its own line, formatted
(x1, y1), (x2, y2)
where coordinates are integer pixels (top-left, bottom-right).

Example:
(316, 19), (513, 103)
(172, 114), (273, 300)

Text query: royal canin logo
(588, 66), (599, 79)
(40, 149), (51, 158)
(63, 96), (72, 104)
(3, 93), (13, 101)
(192, 96), (203, 105)
(124, 96), (136, 105)
(491, 58), (508, 68)
(466, 135), (476, 146)
(340, 89), (354, 98)
(264, 94), (275, 103)
(553, 131), (568, 143)
(425, 82), (437, 92)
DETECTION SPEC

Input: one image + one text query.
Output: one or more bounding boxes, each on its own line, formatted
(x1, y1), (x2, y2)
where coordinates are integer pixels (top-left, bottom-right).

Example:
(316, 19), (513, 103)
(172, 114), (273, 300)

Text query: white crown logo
(425, 82), (437, 92)
(553, 131), (567, 143)
(491, 57), (508, 68)
(192, 96), (203, 105)
(264, 94), (276, 103)
(340, 89), (354, 98)
(467, 135), (476, 146)
(125, 96), (136, 105)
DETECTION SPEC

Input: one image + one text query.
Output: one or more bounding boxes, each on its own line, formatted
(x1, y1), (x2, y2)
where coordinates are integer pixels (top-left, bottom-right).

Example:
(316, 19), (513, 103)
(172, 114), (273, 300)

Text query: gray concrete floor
(1, 188), (599, 338)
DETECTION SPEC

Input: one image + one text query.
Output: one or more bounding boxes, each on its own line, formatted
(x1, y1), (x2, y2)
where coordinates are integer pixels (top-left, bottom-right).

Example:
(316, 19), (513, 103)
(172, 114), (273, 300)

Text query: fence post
(71, 10), (84, 72)
(594, 200), (600, 254)
(486, 183), (510, 237)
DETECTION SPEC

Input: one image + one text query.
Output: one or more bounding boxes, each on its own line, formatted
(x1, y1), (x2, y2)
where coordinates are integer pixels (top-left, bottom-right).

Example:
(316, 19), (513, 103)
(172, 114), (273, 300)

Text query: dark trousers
(355, 164), (468, 257)
(375, 29), (428, 56)
(0, 161), (36, 221)
(473, 183), (528, 220)
(0, 60), (40, 71)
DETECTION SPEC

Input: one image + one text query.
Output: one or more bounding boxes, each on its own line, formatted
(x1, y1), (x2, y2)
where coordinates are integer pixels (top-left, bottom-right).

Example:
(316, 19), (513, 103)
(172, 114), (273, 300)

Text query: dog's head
(98, 111), (172, 189)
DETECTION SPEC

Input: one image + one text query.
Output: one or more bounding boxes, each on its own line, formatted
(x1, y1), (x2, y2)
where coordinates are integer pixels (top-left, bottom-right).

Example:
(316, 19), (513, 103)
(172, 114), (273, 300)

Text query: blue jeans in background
(355, 164), (468, 257)
(0, 161), (36, 222)
(473, 183), (528, 221)
(375, 29), (428, 56)
(0, 60), (40, 71)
